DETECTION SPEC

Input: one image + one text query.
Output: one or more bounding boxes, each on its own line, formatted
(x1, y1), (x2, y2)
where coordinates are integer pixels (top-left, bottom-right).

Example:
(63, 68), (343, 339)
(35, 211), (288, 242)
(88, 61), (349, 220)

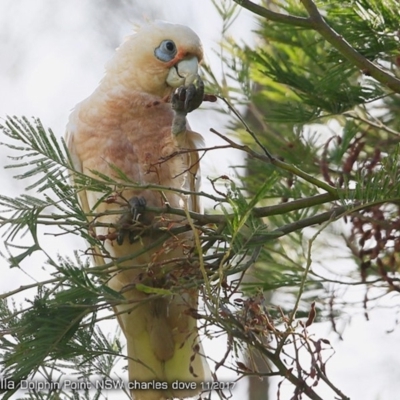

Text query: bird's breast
(72, 90), (191, 211)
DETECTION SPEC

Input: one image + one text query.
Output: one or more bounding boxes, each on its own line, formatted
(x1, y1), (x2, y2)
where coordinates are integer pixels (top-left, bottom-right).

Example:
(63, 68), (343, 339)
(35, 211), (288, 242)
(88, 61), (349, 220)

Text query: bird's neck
(88, 82), (171, 115)
(100, 66), (174, 99)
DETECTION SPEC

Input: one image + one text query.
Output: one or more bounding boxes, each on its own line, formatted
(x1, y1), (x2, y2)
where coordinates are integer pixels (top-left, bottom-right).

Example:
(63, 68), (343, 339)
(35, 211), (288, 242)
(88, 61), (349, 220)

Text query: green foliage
(323, 0), (400, 60)
(0, 117), (127, 399)
(2, 1), (400, 399)
(0, 253), (123, 399)
(212, 1), (400, 396)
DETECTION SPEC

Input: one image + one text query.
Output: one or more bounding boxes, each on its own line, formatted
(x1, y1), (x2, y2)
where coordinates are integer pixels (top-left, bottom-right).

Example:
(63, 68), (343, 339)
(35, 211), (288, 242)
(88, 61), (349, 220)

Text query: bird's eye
(165, 41), (175, 52)
(155, 40), (177, 62)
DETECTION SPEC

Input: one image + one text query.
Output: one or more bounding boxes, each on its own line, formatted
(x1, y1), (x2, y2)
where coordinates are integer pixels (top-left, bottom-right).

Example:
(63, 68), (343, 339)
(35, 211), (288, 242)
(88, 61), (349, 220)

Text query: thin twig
(210, 128), (338, 195)
(217, 96), (272, 158)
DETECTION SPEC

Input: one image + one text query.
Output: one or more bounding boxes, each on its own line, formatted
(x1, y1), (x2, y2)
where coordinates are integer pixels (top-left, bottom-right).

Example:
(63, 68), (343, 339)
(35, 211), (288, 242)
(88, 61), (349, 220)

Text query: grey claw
(184, 84), (195, 111)
(129, 196), (147, 220)
(177, 86), (186, 101)
(117, 231), (125, 246)
(115, 196), (147, 245)
(186, 76), (204, 113)
(128, 231), (137, 244)
(171, 76), (204, 115)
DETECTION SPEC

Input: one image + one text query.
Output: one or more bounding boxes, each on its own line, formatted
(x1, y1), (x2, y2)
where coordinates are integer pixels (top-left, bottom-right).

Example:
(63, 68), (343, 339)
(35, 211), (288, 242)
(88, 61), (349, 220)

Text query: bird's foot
(172, 75), (204, 114)
(128, 196), (147, 220)
(116, 196), (147, 245)
(171, 75), (204, 135)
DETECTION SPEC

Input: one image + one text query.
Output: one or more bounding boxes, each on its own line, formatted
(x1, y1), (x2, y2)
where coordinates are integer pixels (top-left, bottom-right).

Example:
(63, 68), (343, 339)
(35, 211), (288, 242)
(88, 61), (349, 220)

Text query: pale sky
(1, 1), (400, 400)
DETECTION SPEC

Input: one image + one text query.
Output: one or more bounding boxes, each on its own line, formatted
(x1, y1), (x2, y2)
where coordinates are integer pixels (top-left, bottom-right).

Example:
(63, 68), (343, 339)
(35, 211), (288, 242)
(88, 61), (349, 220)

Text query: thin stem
(217, 96), (272, 158)
(210, 128), (337, 195)
(288, 217), (329, 326)
(0, 278), (60, 299)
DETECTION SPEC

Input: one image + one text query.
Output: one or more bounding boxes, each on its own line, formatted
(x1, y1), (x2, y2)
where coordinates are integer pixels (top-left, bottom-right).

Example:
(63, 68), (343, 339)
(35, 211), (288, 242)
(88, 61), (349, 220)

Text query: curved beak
(166, 57), (199, 88)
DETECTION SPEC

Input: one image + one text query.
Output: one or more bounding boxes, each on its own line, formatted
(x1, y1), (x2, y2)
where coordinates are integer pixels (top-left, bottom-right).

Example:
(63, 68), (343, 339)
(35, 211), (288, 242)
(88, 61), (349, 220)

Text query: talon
(128, 230), (137, 244)
(177, 86), (186, 101)
(184, 84), (196, 111)
(129, 196), (147, 220)
(171, 75), (204, 115)
(117, 230), (125, 246)
(114, 196), (147, 245)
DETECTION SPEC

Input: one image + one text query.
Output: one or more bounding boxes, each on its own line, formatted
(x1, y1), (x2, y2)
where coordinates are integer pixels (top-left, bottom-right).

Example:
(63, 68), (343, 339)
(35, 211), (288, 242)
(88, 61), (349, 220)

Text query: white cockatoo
(65, 21), (210, 400)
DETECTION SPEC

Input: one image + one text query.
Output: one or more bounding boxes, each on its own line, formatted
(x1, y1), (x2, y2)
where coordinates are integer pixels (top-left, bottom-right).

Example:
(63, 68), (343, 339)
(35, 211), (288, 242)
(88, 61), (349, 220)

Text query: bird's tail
(114, 288), (210, 400)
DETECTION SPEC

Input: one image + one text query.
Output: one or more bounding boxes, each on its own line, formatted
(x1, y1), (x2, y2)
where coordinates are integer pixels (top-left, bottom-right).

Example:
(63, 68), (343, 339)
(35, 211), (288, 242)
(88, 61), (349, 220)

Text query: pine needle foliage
(2, 1), (400, 399)
(207, 0), (400, 398)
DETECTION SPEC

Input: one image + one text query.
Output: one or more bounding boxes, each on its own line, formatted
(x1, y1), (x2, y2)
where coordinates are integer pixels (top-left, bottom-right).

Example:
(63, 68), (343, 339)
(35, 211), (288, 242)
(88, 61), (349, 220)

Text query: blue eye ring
(155, 40), (177, 62)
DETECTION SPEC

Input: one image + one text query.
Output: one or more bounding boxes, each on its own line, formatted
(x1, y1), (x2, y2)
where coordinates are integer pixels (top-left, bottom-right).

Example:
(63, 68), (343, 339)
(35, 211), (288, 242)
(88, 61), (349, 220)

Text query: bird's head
(104, 21), (203, 98)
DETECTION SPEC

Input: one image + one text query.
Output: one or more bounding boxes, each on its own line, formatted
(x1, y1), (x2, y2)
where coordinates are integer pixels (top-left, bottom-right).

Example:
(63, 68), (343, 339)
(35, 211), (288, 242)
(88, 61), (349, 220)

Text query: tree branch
(300, 0), (400, 93)
(132, 192), (338, 226)
(249, 205), (347, 245)
(234, 0), (400, 93)
(232, 0), (313, 28)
